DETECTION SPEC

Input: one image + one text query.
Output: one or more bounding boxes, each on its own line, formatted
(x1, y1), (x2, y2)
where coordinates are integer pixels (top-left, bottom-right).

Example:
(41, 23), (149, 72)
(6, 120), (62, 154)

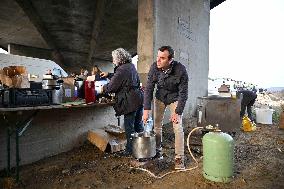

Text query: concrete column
(137, 0), (210, 116)
(137, 0), (155, 85)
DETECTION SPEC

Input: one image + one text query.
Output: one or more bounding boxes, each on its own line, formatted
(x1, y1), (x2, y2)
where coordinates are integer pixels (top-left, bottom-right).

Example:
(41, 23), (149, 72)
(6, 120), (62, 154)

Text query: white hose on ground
(130, 127), (204, 179)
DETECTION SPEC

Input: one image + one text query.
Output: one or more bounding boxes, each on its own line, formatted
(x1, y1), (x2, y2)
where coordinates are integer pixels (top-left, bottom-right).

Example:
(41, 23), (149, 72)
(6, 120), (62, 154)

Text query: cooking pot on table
(131, 132), (156, 159)
(42, 79), (58, 89)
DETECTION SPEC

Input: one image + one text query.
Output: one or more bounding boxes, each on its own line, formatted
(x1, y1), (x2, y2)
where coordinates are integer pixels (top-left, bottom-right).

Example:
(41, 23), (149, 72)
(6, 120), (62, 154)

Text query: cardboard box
(62, 77), (75, 86)
(0, 68), (29, 88)
(62, 79), (75, 103)
(11, 75), (30, 88)
(62, 77), (75, 102)
(0, 71), (12, 87)
(87, 129), (126, 153)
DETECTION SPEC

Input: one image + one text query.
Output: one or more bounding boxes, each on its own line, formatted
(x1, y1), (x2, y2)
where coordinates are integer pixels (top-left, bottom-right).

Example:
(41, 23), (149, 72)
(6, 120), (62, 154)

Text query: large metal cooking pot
(42, 79), (58, 89)
(132, 132), (156, 159)
(52, 86), (63, 104)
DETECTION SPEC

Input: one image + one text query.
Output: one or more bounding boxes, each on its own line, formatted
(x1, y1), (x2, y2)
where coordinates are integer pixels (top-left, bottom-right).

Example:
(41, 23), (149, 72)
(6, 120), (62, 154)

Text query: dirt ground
(1, 117), (284, 189)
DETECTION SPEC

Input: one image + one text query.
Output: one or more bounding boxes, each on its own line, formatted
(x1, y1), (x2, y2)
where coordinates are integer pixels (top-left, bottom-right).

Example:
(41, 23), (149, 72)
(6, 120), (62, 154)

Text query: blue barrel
(203, 131), (234, 183)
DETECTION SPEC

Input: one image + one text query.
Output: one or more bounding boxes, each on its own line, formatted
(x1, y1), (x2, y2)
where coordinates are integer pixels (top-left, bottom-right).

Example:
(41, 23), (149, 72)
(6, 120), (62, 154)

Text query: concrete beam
(92, 56), (112, 62)
(61, 49), (89, 55)
(14, 0), (56, 50)
(88, 0), (109, 66)
(8, 43), (53, 60)
(0, 45), (8, 51)
(14, 0), (67, 68)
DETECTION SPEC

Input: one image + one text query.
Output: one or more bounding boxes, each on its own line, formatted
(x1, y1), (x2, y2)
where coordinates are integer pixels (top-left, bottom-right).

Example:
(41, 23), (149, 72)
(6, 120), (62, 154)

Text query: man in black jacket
(101, 48), (144, 155)
(237, 89), (257, 121)
(143, 46), (189, 170)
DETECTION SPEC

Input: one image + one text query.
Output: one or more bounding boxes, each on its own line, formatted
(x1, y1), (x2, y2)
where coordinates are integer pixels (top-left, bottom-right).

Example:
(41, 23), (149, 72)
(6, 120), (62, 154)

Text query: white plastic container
(95, 80), (108, 94)
(255, 108), (274, 125)
(144, 118), (153, 132)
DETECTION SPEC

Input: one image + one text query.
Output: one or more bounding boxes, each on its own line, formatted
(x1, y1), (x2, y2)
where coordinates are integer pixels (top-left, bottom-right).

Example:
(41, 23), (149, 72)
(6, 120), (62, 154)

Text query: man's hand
(143, 110), (150, 124)
(100, 72), (109, 78)
(170, 113), (181, 124)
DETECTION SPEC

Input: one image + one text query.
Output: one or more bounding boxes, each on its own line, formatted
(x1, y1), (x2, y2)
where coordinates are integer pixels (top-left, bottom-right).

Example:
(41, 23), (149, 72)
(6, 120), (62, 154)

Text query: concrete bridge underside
(0, 0), (225, 73)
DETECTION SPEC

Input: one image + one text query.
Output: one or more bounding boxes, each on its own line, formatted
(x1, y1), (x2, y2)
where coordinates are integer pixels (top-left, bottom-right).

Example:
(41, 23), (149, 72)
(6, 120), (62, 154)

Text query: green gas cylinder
(203, 131), (234, 183)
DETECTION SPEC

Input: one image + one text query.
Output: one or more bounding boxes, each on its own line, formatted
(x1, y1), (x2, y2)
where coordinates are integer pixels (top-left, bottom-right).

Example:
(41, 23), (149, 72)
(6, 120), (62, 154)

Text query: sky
(0, 48), (7, 54)
(209, 0), (284, 88)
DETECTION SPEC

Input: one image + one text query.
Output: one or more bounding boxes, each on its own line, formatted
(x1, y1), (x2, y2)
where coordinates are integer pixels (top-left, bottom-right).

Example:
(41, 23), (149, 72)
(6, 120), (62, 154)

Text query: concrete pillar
(137, 0), (210, 116)
(137, 0), (155, 85)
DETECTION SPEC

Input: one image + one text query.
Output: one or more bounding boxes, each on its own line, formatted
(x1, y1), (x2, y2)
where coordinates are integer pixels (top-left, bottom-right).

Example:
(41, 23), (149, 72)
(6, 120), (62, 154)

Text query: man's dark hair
(158, 46), (174, 59)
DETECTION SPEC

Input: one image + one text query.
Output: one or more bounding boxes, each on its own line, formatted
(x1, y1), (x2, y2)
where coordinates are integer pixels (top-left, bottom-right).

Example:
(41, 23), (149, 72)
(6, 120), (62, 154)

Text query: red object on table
(85, 80), (96, 103)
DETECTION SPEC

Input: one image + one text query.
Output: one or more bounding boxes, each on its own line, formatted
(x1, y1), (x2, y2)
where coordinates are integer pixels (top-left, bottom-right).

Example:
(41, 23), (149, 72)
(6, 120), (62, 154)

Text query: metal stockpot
(51, 85), (63, 104)
(42, 79), (58, 89)
(132, 132), (156, 159)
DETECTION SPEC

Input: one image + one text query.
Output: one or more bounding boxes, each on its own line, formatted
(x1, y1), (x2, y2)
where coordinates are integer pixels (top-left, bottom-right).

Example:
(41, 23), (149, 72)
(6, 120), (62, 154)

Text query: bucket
(255, 108), (274, 125)
(132, 132), (156, 159)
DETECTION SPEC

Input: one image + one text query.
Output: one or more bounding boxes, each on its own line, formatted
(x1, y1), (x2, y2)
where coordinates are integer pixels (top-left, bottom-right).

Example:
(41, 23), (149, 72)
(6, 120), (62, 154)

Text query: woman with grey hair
(101, 48), (144, 155)
(112, 48), (132, 65)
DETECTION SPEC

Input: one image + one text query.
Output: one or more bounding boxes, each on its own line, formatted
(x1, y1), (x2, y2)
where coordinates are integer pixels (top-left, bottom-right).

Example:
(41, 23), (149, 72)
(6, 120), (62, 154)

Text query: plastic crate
(3, 88), (52, 107)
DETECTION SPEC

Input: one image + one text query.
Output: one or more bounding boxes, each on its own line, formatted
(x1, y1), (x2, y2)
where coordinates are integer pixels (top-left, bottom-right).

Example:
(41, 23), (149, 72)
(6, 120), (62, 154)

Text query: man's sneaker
(175, 156), (185, 170)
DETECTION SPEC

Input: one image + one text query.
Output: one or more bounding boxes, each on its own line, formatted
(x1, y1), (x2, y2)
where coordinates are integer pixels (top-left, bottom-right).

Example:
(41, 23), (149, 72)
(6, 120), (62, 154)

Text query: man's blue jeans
(124, 106), (144, 153)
